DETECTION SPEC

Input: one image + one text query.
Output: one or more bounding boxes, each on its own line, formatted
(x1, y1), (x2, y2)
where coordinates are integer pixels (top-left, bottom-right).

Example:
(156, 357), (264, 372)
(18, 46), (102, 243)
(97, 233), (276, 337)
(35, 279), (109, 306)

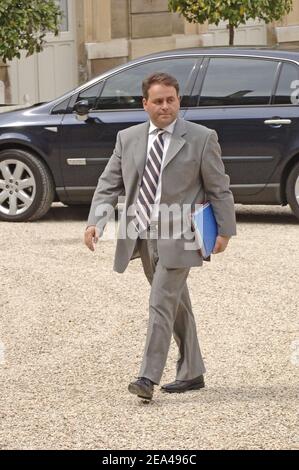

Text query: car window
(76, 82), (103, 108)
(51, 97), (71, 114)
(199, 57), (278, 106)
(273, 62), (299, 105)
(96, 58), (197, 110)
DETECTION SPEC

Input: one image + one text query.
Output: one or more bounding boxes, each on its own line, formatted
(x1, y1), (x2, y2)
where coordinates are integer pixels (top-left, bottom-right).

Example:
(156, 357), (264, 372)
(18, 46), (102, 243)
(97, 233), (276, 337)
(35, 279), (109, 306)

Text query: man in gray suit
(85, 73), (236, 401)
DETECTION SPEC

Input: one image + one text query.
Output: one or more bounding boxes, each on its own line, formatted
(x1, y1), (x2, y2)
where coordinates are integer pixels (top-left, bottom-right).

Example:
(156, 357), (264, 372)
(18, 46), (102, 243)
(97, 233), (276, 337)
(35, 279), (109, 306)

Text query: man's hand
(213, 235), (230, 254)
(84, 225), (100, 251)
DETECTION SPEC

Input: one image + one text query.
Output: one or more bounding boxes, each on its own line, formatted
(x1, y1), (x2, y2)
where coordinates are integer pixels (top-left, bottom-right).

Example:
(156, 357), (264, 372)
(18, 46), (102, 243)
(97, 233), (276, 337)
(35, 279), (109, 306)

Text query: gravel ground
(0, 203), (298, 450)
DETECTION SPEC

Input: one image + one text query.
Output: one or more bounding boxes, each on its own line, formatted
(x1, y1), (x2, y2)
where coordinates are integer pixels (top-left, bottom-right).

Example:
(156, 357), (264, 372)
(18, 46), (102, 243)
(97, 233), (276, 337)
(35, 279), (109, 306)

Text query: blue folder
(191, 202), (218, 258)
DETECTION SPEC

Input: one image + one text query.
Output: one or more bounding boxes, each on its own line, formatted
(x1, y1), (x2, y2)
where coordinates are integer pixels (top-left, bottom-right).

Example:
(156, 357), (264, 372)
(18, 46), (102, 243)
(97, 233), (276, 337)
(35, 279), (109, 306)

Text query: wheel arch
(280, 152), (299, 204)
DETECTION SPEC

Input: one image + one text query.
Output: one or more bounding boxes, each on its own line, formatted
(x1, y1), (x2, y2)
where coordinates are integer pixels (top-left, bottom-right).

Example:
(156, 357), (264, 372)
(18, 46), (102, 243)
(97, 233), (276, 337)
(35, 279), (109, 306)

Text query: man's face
(142, 84), (180, 128)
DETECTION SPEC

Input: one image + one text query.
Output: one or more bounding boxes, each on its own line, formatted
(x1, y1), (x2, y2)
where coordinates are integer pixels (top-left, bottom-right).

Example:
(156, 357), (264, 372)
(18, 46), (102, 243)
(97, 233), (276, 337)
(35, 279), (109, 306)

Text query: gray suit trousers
(138, 225), (206, 384)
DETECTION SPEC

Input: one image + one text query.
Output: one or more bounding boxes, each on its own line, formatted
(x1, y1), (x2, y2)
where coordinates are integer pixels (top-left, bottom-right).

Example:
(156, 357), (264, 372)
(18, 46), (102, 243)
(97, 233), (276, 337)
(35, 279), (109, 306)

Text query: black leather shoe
(161, 375), (205, 393)
(128, 377), (154, 400)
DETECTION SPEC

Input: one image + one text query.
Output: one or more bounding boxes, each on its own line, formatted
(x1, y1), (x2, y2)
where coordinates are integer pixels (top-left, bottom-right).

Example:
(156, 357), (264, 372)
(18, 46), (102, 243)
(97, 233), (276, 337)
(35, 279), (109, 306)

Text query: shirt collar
(149, 119), (177, 136)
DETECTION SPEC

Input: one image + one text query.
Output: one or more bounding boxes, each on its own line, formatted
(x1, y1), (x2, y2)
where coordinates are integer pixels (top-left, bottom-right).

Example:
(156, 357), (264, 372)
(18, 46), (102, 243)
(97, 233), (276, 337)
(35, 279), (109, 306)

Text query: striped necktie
(134, 129), (165, 233)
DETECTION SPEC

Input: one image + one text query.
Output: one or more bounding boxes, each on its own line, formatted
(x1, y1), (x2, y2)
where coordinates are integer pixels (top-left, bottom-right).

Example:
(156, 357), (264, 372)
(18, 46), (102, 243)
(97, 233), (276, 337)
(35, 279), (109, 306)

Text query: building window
(58, 0), (68, 32)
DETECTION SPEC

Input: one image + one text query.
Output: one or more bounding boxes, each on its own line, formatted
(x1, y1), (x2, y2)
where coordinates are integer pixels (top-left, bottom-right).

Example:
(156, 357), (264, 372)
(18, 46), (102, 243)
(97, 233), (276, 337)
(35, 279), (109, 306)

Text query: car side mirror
(73, 100), (91, 121)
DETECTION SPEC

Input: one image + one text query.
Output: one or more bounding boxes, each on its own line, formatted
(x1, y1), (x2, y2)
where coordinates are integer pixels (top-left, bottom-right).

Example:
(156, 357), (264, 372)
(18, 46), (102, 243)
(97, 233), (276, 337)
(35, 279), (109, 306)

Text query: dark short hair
(142, 73), (180, 99)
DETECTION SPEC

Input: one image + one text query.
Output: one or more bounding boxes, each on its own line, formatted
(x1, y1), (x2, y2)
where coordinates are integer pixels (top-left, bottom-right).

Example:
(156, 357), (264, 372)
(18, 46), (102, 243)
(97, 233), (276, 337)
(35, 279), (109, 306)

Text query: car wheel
(0, 149), (55, 222)
(286, 161), (299, 220)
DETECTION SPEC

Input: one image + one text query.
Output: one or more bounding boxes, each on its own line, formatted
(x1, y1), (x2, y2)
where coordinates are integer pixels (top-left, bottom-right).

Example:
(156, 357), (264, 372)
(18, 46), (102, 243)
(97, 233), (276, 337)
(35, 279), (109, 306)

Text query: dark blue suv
(1, 47), (299, 221)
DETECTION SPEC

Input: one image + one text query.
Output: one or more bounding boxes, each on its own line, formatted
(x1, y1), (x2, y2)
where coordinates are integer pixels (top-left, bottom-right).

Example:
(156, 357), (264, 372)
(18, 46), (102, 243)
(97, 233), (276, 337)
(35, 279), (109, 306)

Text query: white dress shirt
(147, 119), (177, 221)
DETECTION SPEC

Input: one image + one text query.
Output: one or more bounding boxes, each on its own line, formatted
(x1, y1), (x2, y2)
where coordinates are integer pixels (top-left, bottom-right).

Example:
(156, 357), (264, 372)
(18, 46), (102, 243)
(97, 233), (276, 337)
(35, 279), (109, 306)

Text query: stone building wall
(78, 0), (299, 82)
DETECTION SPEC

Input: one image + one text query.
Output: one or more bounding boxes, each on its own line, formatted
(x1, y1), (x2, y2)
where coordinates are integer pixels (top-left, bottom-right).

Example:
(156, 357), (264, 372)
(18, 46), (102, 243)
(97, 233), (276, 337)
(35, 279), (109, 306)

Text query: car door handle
(264, 119), (292, 125)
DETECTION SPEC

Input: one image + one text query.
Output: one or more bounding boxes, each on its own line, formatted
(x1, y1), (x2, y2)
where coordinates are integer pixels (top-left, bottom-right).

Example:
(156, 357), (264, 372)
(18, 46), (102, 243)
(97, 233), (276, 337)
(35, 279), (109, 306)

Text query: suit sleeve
(86, 131), (125, 235)
(201, 130), (237, 237)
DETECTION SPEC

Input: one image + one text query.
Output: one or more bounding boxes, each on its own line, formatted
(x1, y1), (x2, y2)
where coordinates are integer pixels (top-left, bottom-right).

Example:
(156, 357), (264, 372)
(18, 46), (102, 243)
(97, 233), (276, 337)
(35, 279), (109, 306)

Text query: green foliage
(169, 0), (293, 44)
(0, 0), (62, 62)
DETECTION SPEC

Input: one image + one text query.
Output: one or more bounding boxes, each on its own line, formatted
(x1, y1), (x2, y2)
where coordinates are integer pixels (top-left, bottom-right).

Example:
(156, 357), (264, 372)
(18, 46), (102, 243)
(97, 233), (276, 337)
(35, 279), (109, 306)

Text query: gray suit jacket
(87, 118), (236, 273)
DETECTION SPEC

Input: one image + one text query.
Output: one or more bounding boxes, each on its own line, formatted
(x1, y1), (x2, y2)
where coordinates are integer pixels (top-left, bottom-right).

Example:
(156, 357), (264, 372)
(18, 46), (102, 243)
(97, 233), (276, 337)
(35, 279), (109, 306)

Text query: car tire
(286, 161), (299, 220)
(0, 149), (55, 222)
